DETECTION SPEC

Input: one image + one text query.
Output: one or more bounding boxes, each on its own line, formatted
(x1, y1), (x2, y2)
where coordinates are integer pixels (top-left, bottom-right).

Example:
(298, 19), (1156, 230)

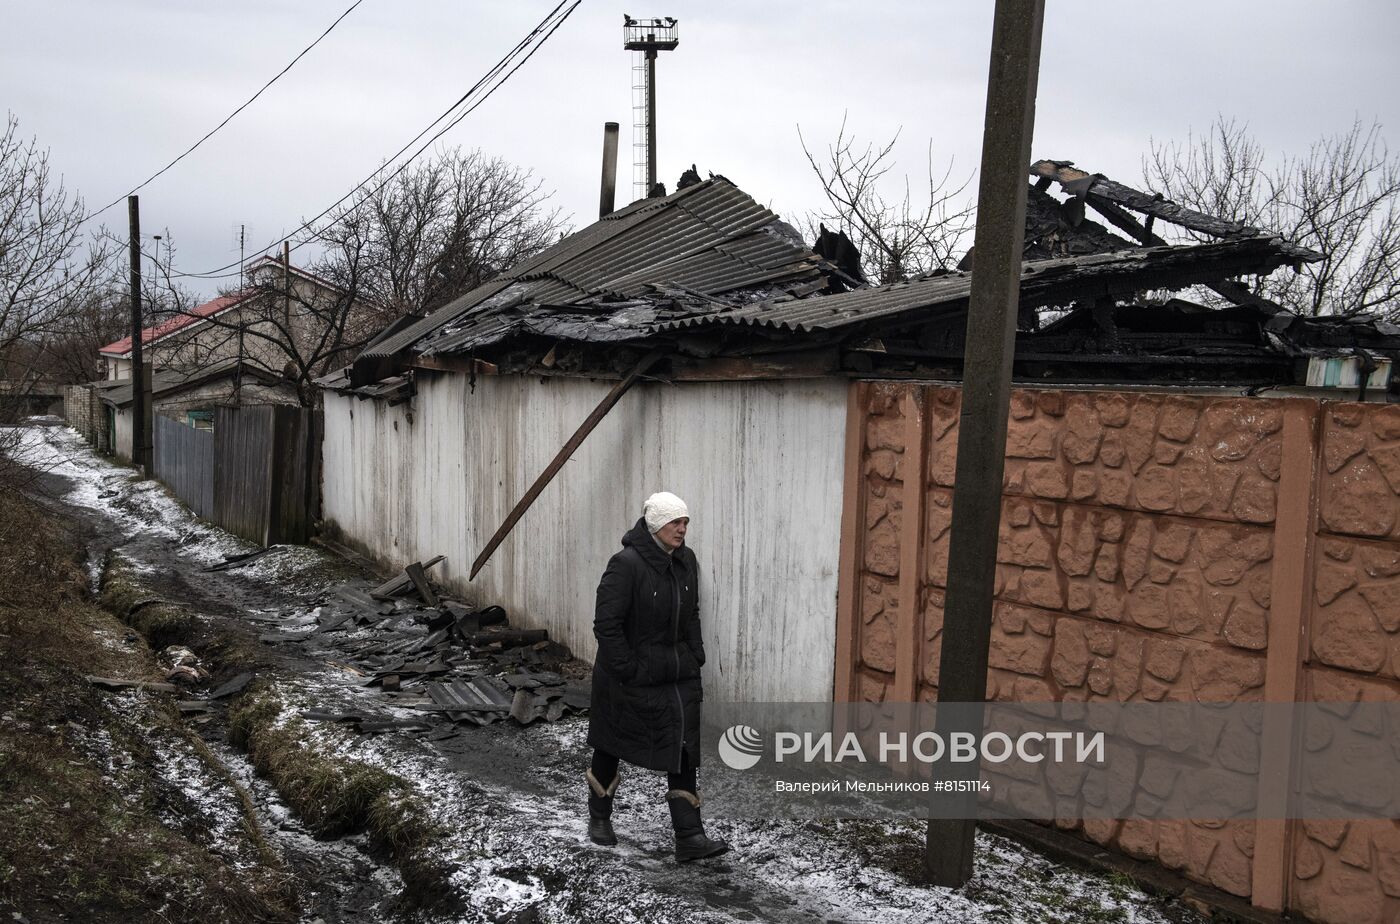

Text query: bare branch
(799, 116), (974, 284)
(1144, 115), (1400, 318)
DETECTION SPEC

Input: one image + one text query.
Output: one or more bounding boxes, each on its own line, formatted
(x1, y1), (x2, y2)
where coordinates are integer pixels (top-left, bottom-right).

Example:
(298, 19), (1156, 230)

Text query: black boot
(586, 769), (619, 846)
(667, 789), (729, 862)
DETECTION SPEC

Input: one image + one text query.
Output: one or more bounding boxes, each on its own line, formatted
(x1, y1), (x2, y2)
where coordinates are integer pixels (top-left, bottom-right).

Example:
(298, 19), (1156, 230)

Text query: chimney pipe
(599, 122), (619, 218)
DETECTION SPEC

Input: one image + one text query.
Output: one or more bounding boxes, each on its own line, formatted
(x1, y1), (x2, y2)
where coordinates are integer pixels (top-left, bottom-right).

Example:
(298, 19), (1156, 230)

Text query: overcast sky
(5, 0), (1399, 300)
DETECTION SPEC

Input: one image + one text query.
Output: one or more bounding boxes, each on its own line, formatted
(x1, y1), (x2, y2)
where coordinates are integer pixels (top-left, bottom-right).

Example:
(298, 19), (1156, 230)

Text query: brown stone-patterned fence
(832, 381), (1400, 924)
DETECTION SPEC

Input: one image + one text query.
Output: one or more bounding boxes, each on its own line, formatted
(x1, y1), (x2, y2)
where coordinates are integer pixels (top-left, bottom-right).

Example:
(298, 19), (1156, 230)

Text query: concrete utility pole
(644, 50), (658, 193)
(127, 195), (147, 472)
(924, 0), (1045, 888)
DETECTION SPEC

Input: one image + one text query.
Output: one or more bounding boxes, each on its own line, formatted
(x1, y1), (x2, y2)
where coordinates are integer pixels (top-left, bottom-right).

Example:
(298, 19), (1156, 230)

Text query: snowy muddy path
(13, 422), (1203, 924)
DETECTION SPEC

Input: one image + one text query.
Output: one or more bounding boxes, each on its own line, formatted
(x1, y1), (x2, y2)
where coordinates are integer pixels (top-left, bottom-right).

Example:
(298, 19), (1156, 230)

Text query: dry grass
(0, 489), (297, 923)
(228, 685), (455, 906)
(97, 552), (197, 650)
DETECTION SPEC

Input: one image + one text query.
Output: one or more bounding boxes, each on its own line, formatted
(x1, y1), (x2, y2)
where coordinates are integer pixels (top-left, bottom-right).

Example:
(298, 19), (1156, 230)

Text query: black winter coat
(586, 518), (705, 773)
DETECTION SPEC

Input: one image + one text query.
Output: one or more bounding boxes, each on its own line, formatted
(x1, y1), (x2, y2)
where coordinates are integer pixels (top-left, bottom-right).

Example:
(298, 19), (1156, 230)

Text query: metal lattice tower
(623, 16), (678, 201)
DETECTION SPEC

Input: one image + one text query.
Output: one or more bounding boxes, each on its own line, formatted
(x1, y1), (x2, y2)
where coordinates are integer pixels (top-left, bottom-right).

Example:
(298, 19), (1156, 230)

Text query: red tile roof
(99, 289), (255, 356)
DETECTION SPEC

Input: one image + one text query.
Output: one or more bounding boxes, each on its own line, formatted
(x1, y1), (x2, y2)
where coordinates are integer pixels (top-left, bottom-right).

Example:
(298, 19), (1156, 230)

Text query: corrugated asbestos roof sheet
(357, 178), (823, 362)
(99, 358), (285, 407)
(658, 238), (1306, 335)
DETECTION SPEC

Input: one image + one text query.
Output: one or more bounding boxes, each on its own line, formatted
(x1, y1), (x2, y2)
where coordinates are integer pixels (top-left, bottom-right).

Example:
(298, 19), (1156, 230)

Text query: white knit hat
(643, 491), (689, 534)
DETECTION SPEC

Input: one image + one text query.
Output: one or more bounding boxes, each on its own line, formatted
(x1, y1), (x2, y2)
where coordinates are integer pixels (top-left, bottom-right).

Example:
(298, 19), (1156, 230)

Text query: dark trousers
(591, 747), (697, 794)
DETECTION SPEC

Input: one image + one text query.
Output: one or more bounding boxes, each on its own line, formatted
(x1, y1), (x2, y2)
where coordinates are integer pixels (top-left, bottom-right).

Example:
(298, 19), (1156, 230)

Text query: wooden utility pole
(924, 0), (1045, 887)
(127, 195), (146, 471)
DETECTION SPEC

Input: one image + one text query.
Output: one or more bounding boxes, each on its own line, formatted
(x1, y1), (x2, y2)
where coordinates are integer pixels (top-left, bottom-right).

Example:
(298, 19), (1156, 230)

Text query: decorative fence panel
(834, 382), (1400, 924)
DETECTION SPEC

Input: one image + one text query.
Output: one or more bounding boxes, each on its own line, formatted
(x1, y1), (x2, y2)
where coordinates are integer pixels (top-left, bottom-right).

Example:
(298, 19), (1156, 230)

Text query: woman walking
(585, 491), (729, 862)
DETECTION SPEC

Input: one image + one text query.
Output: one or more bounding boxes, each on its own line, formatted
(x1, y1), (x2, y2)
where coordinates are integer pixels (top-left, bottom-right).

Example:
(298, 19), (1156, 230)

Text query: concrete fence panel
(835, 382), (1400, 924)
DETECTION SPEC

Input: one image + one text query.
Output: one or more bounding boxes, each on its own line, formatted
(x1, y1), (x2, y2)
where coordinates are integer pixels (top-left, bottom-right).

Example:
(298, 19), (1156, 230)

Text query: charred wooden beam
(410, 355), (499, 376)
(1090, 297), (1120, 351)
(668, 348), (839, 381)
(1069, 191), (1289, 315)
(1029, 159), (1322, 262)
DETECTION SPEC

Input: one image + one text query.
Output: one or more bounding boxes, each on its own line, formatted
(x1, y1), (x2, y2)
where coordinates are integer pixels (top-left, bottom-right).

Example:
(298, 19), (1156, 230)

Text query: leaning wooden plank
(469, 350), (666, 579)
(404, 561), (439, 607)
(87, 675), (178, 694)
(368, 555), (445, 600)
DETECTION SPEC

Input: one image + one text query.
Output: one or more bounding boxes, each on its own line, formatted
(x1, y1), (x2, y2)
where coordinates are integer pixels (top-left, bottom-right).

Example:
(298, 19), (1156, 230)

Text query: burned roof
(659, 237), (1307, 335)
(327, 162), (1381, 394)
(351, 178), (832, 384)
(1028, 159), (1324, 264)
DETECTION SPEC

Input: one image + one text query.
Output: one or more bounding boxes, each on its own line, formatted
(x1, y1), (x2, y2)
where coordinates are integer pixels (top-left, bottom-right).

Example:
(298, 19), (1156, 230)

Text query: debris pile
(89, 552), (589, 741)
(285, 557), (590, 737)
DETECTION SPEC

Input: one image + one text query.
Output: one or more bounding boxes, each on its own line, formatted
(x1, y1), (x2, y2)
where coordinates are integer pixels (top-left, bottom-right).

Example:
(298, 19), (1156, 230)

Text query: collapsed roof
(328, 162), (1399, 396)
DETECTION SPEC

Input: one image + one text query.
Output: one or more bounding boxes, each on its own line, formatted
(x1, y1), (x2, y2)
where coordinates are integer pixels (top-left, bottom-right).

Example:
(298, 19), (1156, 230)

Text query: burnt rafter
(1028, 159), (1323, 264)
(318, 168), (1393, 397)
(1028, 159), (1323, 316)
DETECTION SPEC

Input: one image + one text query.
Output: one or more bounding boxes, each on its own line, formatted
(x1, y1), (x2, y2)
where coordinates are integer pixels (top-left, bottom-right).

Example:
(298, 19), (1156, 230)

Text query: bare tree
(0, 114), (114, 381)
(312, 146), (567, 321)
(233, 269), (372, 405)
(15, 229), (203, 386)
(1145, 116), (1400, 318)
(30, 279), (128, 384)
(141, 262), (364, 407)
(134, 148), (565, 406)
(800, 116), (975, 284)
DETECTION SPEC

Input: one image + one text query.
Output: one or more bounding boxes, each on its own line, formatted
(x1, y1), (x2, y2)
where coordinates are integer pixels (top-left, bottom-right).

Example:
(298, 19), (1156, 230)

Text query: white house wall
(321, 372), (847, 703)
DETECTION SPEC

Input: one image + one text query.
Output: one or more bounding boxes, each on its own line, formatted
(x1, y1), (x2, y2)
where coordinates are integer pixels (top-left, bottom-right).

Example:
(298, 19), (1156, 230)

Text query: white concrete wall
(321, 372), (848, 703)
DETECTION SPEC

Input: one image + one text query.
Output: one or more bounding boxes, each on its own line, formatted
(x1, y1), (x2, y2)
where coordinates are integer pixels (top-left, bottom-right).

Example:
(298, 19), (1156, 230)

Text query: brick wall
(834, 383), (1400, 922)
(62, 384), (106, 451)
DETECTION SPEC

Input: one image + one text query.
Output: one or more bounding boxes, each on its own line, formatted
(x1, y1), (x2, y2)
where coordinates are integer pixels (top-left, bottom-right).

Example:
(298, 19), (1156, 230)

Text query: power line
(174, 0), (579, 281)
(83, 0), (367, 223)
(172, 0), (581, 282)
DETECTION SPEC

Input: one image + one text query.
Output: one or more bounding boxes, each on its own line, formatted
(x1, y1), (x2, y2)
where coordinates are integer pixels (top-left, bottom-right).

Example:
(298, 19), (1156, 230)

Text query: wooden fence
(151, 405), (319, 546)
